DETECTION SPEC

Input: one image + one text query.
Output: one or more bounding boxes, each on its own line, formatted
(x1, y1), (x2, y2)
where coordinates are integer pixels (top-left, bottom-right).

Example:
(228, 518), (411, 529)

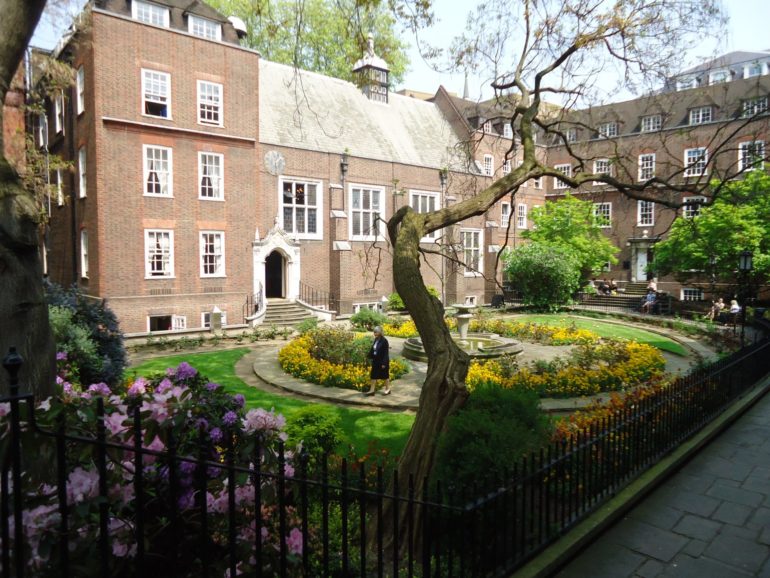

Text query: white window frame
(143, 145), (173, 197)
(681, 288), (704, 301)
(78, 147), (86, 198)
(172, 315), (187, 331)
(593, 159), (612, 185)
(409, 190), (440, 242)
(199, 231), (225, 278)
(517, 203), (527, 229)
(676, 76), (697, 91)
(132, 0), (169, 27)
(739, 141), (765, 172)
(280, 177), (323, 240)
(353, 302), (383, 314)
(683, 196), (706, 218)
(708, 69), (730, 85)
(197, 80), (222, 126)
(483, 154), (494, 177)
(638, 153), (656, 181)
(637, 200), (654, 226)
(500, 202), (510, 228)
(684, 147), (708, 177)
(141, 69), (171, 119)
(349, 184), (385, 241)
(482, 120), (492, 134)
(188, 14), (222, 40)
(460, 228), (483, 276)
(593, 202), (612, 228)
(565, 128), (578, 143)
(689, 106), (712, 125)
(36, 114), (46, 148)
(198, 152), (223, 200)
(503, 159), (511, 175)
(54, 91), (64, 134)
(744, 62), (765, 79)
(742, 96), (768, 118)
(531, 176), (542, 189)
(202, 311), (228, 328)
(76, 66), (85, 115)
(55, 168), (64, 206)
(145, 229), (174, 278)
(503, 124), (513, 139)
(597, 122), (618, 138)
(80, 229), (89, 278)
(640, 115), (661, 133)
(553, 164), (572, 189)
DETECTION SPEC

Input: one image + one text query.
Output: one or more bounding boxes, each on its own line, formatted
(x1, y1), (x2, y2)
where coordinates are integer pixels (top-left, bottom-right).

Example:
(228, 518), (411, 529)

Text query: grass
(510, 314), (689, 356)
(129, 348), (414, 458)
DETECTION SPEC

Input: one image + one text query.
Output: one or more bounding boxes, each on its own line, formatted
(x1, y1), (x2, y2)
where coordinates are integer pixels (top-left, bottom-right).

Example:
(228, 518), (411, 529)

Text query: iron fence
(2, 337), (770, 576)
(298, 282), (339, 313)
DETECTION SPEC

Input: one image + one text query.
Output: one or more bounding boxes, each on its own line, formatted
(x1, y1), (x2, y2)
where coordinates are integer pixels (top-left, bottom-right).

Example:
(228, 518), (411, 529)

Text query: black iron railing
(243, 283), (264, 322)
(2, 336), (769, 576)
(298, 281), (338, 312)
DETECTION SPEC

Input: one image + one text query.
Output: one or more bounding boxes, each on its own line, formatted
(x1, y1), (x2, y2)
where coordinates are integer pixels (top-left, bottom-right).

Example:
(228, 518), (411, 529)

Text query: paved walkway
(556, 390), (770, 578)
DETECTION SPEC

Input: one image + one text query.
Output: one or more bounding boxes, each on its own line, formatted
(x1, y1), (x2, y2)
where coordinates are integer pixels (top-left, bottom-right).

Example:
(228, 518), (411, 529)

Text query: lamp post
(439, 168), (449, 306)
(738, 250), (753, 347)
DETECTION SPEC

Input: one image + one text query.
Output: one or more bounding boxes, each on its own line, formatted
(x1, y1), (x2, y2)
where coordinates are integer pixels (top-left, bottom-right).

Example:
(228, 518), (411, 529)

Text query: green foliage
(349, 308), (388, 331)
(49, 306), (103, 385)
(206, 0), (410, 84)
(286, 405), (345, 460)
(387, 285), (440, 310)
(434, 384), (552, 493)
(296, 317), (320, 335)
(503, 243), (581, 310)
(524, 194), (619, 278)
(652, 172), (770, 285)
(308, 326), (372, 366)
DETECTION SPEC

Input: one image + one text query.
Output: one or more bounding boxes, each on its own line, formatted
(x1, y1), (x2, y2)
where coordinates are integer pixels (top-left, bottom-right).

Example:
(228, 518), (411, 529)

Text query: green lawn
(511, 314), (688, 356)
(129, 348), (414, 457)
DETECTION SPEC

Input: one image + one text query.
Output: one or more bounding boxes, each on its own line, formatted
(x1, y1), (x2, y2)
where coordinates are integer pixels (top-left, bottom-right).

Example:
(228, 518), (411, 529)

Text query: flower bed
(381, 317), (599, 345)
(279, 329), (410, 390)
(467, 341), (666, 398)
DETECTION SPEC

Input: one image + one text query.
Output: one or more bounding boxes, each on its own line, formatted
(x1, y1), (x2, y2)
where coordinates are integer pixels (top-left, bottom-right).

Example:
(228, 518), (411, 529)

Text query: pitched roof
(259, 59), (467, 170)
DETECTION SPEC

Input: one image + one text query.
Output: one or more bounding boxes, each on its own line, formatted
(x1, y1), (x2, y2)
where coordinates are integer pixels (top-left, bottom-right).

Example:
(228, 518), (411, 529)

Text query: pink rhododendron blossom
(0, 403), (10, 418)
(286, 528), (303, 555)
(88, 382), (112, 397)
(155, 377), (174, 393)
(67, 467), (99, 503)
(175, 362), (198, 380)
(284, 463), (295, 479)
(127, 377), (147, 396)
(242, 408), (286, 434)
(105, 412), (128, 436)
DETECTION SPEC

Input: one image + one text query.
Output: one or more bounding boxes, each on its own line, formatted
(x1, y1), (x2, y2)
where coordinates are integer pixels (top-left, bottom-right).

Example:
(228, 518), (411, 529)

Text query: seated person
(597, 279), (609, 295)
(641, 289), (657, 313)
(647, 279), (658, 292)
(608, 278), (618, 294)
(707, 297), (725, 321)
(729, 299), (741, 314)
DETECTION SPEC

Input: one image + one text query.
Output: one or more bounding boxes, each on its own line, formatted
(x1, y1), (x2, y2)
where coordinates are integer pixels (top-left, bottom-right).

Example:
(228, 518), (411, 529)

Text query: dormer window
(744, 62), (766, 79)
(482, 120), (492, 134)
(689, 106), (712, 125)
(132, 0), (169, 27)
(742, 96), (768, 118)
(565, 128), (578, 142)
(641, 114), (662, 132)
(503, 124), (513, 139)
(708, 69), (730, 85)
(189, 15), (221, 41)
(676, 76), (697, 91)
(597, 122), (618, 138)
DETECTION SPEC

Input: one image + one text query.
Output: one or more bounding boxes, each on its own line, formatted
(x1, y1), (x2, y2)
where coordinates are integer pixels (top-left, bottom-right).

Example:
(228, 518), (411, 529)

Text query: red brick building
(39, 0), (769, 334)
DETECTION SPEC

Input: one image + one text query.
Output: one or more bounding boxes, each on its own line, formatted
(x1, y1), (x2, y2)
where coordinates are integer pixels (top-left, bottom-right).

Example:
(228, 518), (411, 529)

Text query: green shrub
(387, 286), (440, 311)
(308, 327), (371, 366)
(286, 406), (345, 460)
(349, 308), (388, 331)
(503, 243), (581, 311)
(296, 317), (319, 335)
(49, 306), (103, 384)
(434, 384), (552, 492)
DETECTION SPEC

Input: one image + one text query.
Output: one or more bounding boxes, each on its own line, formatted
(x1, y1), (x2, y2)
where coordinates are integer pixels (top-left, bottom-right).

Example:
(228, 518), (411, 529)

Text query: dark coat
(368, 336), (390, 380)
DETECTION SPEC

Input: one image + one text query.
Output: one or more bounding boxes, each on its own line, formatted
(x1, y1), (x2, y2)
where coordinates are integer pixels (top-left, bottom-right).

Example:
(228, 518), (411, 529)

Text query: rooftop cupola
(353, 33), (390, 103)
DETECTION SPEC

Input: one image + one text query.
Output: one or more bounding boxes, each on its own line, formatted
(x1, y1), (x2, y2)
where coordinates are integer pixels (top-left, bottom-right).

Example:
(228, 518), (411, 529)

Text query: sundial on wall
(264, 150), (286, 176)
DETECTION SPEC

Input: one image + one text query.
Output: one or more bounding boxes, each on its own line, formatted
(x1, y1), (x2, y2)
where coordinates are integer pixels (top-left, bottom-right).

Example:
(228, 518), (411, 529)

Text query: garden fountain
(401, 305), (523, 362)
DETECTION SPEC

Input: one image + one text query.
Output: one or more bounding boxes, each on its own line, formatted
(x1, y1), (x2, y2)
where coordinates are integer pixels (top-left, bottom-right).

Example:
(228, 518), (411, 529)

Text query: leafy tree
(204, 0), (412, 84)
(503, 243), (581, 310)
(523, 193), (619, 280)
(652, 172), (770, 285)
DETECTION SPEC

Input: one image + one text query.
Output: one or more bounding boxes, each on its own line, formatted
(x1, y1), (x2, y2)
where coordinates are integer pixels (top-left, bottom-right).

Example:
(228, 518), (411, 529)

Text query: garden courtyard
(129, 311), (721, 458)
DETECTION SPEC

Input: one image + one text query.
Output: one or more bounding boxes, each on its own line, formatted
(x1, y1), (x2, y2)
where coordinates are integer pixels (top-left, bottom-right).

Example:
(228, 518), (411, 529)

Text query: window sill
(201, 274), (227, 279)
(141, 113), (173, 121)
(144, 193), (174, 198)
(199, 196), (225, 202)
(145, 275), (175, 280)
(198, 120), (224, 128)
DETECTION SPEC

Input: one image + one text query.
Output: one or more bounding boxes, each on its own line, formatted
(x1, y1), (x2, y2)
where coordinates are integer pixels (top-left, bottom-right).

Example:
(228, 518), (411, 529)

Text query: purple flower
(179, 462), (196, 475)
(233, 394), (245, 408)
(56, 352), (68, 361)
(178, 489), (194, 510)
(87, 382), (112, 397)
(205, 382), (220, 392)
(155, 378), (173, 394)
(209, 427), (223, 443)
(127, 378), (147, 397)
(175, 362), (198, 381)
(195, 418), (209, 431)
(222, 411), (238, 427)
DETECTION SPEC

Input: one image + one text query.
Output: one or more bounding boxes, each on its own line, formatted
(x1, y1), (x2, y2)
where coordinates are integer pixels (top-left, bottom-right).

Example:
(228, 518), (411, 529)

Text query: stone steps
(263, 299), (316, 327)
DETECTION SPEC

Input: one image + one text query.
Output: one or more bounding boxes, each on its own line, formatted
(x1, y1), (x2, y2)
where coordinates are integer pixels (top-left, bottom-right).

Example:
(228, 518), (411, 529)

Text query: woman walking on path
(365, 326), (391, 396)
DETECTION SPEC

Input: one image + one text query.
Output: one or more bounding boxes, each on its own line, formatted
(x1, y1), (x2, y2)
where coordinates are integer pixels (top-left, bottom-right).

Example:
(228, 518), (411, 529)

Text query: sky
(32, 0), (770, 100)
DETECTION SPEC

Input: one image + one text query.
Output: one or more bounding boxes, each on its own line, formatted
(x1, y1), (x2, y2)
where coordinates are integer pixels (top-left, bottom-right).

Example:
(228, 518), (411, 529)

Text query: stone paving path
(556, 391), (770, 578)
